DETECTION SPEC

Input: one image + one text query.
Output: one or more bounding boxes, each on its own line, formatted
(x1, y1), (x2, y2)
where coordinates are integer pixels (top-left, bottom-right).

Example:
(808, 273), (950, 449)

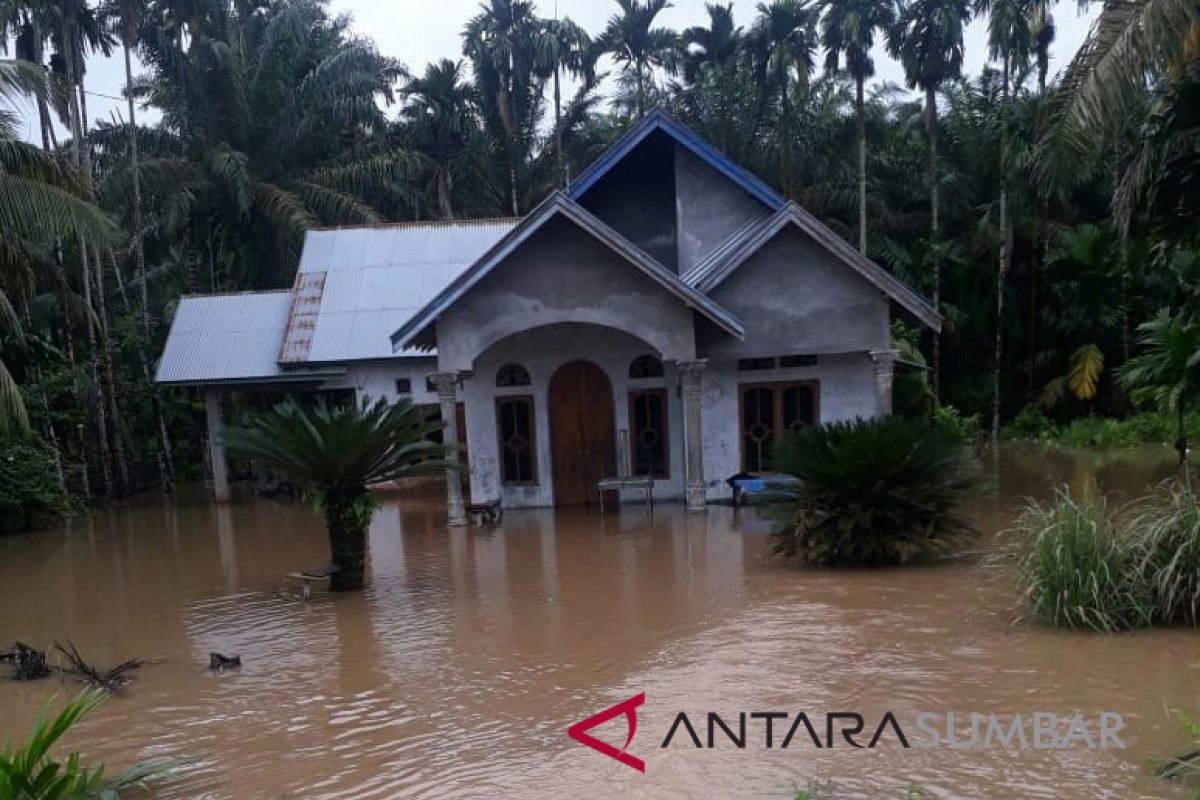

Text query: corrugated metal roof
(156, 292), (294, 384)
(291, 219), (518, 362)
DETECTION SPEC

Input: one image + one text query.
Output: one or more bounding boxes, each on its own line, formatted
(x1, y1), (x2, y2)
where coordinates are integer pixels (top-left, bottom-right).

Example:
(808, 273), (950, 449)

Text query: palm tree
(0, 58), (118, 435)
(537, 16), (593, 186)
(401, 59), (480, 220)
(820, 0), (895, 254)
(1118, 310), (1200, 466)
(887, 0), (972, 398)
(749, 0), (819, 196)
(980, 0), (1032, 438)
(680, 3), (742, 82)
(463, 0), (552, 214)
(596, 0), (678, 118)
(224, 398), (452, 591)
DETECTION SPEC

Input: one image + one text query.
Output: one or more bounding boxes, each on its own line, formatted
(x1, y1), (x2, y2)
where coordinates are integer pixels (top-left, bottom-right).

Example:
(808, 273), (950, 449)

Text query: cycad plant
(0, 689), (174, 799)
(223, 398), (452, 591)
(1118, 309), (1200, 465)
(764, 417), (979, 566)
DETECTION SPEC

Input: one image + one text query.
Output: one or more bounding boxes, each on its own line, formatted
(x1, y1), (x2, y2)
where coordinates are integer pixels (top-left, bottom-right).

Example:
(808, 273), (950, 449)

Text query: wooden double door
(548, 361), (615, 506)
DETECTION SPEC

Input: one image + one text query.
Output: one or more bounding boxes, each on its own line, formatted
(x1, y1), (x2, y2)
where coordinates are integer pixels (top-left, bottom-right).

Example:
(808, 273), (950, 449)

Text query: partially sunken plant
(224, 398), (452, 590)
(765, 417), (980, 566)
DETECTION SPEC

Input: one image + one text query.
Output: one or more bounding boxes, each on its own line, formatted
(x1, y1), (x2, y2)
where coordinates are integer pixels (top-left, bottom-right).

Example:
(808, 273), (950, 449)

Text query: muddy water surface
(1, 446), (1197, 799)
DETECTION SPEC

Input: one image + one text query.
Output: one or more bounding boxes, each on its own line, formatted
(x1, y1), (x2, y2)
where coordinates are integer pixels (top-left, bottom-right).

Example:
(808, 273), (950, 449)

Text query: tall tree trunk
(111, 251), (176, 491)
(64, 30), (113, 497)
(554, 64), (565, 187)
(437, 169), (455, 220)
(856, 74), (867, 255)
(992, 55), (1011, 442)
(925, 84), (941, 401)
(94, 247), (130, 494)
(123, 41), (150, 340)
(636, 60), (645, 117)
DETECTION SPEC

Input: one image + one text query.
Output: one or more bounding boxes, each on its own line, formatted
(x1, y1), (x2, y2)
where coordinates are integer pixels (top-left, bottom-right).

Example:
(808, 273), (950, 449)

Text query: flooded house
(156, 110), (940, 518)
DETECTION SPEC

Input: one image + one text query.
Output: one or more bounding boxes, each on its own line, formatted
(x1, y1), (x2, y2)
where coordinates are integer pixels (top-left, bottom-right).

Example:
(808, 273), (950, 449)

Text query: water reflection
(0, 447), (1195, 799)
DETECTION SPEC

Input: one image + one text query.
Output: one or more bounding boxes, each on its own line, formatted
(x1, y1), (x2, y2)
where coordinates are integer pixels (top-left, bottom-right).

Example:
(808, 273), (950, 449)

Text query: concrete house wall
(674, 145), (770, 272)
(433, 217), (698, 373)
(462, 324), (686, 507)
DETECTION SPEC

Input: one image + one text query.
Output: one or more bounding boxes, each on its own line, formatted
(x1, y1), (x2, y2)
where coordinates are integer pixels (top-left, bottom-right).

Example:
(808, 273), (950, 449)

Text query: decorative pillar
(869, 349), (901, 416)
(204, 389), (230, 503)
(430, 371), (467, 527)
(679, 360), (708, 513)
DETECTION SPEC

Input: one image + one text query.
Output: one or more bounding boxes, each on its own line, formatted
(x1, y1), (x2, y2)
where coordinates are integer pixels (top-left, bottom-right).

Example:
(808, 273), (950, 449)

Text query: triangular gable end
(389, 192), (744, 352)
(691, 203), (943, 333)
(568, 109), (785, 212)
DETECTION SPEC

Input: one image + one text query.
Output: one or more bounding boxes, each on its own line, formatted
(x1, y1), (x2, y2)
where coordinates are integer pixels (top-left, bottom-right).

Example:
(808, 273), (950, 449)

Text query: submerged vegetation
(0, 0), (1196, 526)
(223, 398), (450, 590)
(766, 417), (979, 566)
(1005, 482), (1200, 632)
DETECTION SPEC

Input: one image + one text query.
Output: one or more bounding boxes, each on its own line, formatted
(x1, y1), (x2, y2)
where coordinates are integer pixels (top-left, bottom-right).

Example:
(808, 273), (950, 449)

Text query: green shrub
(1129, 483), (1200, 626)
(932, 404), (980, 444)
(0, 438), (70, 534)
(764, 417), (980, 566)
(0, 690), (175, 798)
(1005, 488), (1151, 632)
(1007, 404), (1055, 439)
(1004, 409), (1200, 450)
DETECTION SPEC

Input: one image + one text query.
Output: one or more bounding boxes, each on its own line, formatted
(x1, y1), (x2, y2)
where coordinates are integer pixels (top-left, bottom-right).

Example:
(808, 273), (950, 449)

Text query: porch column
(430, 371), (467, 527)
(679, 360), (707, 513)
(869, 349), (900, 416)
(204, 389), (230, 503)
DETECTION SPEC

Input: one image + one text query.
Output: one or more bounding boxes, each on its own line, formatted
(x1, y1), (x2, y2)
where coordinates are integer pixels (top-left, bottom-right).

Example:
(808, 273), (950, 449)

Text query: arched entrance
(548, 360), (615, 506)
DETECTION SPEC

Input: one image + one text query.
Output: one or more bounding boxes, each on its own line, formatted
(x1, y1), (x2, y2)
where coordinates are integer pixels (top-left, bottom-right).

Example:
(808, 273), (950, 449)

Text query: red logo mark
(567, 692), (646, 773)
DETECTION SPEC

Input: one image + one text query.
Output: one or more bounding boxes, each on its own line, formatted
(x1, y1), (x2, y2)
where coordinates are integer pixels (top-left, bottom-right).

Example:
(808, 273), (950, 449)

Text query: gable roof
(156, 291), (345, 386)
(390, 192), (745, 351)
(683, 202), (942, 332)
(279, 218), (518, 363)
(568, 109), (786, 212)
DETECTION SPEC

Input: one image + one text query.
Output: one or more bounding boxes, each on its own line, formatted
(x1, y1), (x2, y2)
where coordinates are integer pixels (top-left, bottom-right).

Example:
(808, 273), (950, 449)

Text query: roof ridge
(179, 288), (294, 299)
(308, 217), (521, 232)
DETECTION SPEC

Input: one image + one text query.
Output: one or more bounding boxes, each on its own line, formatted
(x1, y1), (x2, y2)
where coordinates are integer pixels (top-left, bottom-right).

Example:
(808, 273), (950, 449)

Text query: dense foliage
(0, 437), (70, 533)
(1006, 481), (1200, 631)
(765, 417), (979, 565)
(223, 397), (450, 590)
(0, 0), (1197, 522)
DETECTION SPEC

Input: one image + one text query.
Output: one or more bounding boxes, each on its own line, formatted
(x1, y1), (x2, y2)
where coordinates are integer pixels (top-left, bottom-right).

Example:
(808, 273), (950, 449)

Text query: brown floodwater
(1, 445), (1198, 799)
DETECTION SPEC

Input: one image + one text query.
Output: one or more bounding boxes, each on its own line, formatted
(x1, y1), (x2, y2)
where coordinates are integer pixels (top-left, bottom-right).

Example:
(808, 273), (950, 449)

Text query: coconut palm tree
(1118, 309), (1200, 465)
(887, 0), (972, 398)
(979, 0), (1032, 438)
(680, 2), (742, 82)
(224, 398), (453, 591)
(596, 0), (678, 118)
(537, 16), (593, 186)
(820, 0), (895, 254)
(748, 0), (819, 196)
(400, 59), (480, 220)
(463, 0), (552, 214)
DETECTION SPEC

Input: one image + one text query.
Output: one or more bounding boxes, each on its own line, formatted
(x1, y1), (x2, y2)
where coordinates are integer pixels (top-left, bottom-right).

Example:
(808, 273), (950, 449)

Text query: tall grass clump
(1130, 483), (1200, 626)
(1006, 488), (1152, 632)
(765, 418), (980, 566)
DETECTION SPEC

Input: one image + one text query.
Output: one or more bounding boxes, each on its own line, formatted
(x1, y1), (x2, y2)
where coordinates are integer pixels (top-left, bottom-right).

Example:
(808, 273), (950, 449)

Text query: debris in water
(1, 642), (52, 680)
(209, 652), (242, 670)
(55, 640), (144, 691)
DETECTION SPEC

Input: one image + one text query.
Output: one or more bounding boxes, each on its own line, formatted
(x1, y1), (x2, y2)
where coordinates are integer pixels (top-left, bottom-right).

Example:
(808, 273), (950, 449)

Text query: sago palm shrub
(1005, 488), (1151, 632)
(765, 417), (979, 566)
(224, 398), (452, 591)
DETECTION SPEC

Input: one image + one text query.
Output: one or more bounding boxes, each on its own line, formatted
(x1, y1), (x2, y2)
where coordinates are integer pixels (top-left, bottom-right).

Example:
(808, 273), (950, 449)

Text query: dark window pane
(629, 389), (668, 477)
(496, 363), (531, 387)
(497, 397), (535, 484)
(779, 354), (818, 368)
(629, 355), (665, 379)
(737, 357), (777, 371)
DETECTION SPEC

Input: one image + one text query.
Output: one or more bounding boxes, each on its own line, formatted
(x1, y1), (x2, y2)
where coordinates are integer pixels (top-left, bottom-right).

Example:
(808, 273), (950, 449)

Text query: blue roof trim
(568, 109), (786, 212)
(390, 192), (745, 350)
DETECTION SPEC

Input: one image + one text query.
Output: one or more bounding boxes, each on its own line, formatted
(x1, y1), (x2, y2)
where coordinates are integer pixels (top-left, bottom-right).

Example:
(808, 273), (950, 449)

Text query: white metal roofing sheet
(155, 292), (292, 383)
